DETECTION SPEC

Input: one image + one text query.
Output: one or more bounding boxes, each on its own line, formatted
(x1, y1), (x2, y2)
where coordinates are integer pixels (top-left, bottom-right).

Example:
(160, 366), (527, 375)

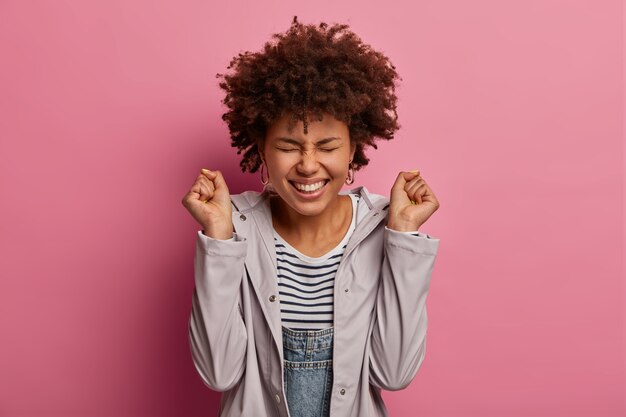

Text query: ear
(257, 140), (266, 164)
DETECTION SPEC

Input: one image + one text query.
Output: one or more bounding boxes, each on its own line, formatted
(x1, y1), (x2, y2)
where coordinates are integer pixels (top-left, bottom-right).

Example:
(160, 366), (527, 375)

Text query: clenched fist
(181, 169), (234, 240)
(388, 170), (440, 232)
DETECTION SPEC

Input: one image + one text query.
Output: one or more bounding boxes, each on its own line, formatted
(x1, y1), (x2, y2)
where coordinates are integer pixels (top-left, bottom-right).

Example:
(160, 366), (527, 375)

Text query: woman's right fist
(181, 169), (234, 240)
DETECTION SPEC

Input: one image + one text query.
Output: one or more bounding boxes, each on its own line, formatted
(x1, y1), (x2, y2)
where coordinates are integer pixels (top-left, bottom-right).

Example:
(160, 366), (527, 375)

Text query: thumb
(212, 169), (229, 190)
(204, 169), (231, 203)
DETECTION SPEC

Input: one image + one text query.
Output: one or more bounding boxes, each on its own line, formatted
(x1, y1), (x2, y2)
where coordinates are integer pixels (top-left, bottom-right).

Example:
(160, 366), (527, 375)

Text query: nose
(296, 149), (320, 175)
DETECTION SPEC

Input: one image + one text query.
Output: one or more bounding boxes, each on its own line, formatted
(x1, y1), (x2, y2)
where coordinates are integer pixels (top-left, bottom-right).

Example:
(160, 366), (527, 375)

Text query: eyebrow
(275, 137), (341, 146)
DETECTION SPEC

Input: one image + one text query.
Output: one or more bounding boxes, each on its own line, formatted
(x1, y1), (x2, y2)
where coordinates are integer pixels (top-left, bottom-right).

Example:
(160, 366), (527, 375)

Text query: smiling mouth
(289, 180), (330, 194)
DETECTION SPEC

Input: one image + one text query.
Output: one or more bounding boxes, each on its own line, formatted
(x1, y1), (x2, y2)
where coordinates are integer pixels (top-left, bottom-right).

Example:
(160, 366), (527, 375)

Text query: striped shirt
(274, 194), (360, 330)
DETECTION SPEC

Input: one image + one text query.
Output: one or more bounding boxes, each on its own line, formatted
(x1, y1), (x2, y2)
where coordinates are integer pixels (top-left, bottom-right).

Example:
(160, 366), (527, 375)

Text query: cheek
(267, 155), (294, 175)
(326, 152), (351, 169)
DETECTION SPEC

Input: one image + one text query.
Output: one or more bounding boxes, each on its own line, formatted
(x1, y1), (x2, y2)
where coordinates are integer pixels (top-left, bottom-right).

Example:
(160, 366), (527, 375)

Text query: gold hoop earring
(260, 162), (269, 185)
(345, 162), (355, 185)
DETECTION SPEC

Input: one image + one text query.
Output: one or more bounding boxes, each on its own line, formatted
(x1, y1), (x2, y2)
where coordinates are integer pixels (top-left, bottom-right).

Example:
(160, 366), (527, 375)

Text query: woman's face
(261, 112), (356, 217)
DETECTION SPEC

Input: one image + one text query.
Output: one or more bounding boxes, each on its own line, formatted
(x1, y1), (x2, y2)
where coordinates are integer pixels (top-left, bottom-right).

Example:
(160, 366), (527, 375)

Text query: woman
(182, 17), (441, 417)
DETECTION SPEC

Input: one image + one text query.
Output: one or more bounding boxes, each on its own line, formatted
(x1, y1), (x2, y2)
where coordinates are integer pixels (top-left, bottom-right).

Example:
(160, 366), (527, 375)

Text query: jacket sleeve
(188, 230), (248, 392)
(369, 226), (440, 391)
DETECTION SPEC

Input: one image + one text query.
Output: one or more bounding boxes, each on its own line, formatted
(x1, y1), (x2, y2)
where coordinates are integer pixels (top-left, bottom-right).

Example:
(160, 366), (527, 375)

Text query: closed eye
(319, 147), (339, 152)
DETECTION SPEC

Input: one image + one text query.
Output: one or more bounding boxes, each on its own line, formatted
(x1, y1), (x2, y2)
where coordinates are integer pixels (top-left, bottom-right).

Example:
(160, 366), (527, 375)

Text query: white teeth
(293, 181), (326, 192)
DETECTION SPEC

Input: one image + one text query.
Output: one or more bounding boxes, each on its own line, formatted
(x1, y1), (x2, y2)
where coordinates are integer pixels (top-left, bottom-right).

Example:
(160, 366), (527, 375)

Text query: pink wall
(0, 0), (623, 416)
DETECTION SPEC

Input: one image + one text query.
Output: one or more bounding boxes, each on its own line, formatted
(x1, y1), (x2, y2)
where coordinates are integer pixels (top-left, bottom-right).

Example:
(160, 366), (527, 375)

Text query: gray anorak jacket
(189, 186), (440, 416)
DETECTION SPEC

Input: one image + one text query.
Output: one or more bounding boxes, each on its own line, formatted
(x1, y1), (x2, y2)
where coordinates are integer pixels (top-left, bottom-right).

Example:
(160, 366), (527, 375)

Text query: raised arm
(182, 169), (247, 391)
(369, 170), (441, 390)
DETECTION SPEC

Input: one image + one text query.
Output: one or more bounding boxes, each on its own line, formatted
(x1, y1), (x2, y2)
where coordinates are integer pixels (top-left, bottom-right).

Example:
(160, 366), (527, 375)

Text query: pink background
(0, 0), (623, 416)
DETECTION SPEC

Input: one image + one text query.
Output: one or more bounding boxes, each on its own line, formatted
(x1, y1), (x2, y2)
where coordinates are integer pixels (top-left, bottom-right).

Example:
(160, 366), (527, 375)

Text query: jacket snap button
(344, 288), (349, 293)
(269, 295), (277, 302)
(275, 394), (281, 403)
(239, 214), (246, 221)
(373, 212), (379, 216)
(340, 388), (346, 395)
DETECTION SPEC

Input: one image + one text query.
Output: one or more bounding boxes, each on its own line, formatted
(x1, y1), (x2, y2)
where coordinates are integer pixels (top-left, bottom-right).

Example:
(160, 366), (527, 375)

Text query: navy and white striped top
(274, 194), (360, 330)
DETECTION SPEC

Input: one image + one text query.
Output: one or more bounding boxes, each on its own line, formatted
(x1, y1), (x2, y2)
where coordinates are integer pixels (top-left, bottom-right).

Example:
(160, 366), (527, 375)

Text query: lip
(288, 179), (329, 200)
(288, 178), (329, 185)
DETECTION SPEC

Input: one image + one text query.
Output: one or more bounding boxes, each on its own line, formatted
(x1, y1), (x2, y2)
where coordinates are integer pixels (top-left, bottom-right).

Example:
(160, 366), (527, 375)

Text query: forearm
(188, 231), (248, 391)
(369, 227), (439, 390)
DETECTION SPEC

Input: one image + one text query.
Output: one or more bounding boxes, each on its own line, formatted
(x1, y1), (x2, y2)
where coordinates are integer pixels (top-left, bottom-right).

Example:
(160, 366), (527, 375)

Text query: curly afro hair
(216, 16), (402, 173)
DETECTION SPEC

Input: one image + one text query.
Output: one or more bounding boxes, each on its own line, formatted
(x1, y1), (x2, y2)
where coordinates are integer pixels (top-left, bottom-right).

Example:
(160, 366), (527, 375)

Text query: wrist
(201, 224), (234, 240)
(386, 220), (421, 232)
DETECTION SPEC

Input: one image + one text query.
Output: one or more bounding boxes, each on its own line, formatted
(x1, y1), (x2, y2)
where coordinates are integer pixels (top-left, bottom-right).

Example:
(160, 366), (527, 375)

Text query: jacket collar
(229, 184), (390, 278)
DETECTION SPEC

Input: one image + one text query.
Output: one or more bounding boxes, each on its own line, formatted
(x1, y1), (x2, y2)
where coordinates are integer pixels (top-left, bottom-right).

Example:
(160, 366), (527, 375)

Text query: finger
(405, 179), (422, 195)
(198, 170), (217, 189)
(191, 182), (205, 202)
(419, 183), (439, 205)
(407, 181), (425, 204)
(405, 178), (424, 198)
(200, 168), (217, 180)
(192, 177), (214, 203)
(403, 176), (423, 193)
(413, 179), (440, 207)
(402, 171), (421, 183)
(197, 175), (216, 194)
(392, 170), (420, 192)
(193, 182), (209, 203)
(182, 189), (200, 207)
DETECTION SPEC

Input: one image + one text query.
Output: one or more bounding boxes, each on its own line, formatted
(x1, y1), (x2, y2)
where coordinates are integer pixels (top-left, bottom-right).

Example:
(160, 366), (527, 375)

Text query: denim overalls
(282, 325), (334, 417)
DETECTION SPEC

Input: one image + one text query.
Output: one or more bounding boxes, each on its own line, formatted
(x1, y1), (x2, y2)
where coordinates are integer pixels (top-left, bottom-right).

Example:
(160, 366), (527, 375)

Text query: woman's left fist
(387, 170), (440, 232)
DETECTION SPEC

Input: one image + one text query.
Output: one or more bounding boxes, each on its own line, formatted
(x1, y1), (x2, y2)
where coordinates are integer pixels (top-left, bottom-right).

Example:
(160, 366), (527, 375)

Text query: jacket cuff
(384, 226), (434, 239)
(196, 230), (247, 256)
(384, 226), (439, 256)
